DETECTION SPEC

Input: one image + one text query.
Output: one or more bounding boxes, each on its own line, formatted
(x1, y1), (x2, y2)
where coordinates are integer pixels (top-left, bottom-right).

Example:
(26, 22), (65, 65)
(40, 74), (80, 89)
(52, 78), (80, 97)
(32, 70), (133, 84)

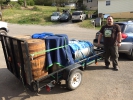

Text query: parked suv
(71, 11), (86, 22)
(93, 21), (133, 60)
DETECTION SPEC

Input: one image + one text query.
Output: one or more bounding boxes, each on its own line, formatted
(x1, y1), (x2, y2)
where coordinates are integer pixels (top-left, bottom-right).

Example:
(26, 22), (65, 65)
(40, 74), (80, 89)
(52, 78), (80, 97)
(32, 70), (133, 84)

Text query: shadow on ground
(0, 68), (72, 100)
(0, 53), (131, 100)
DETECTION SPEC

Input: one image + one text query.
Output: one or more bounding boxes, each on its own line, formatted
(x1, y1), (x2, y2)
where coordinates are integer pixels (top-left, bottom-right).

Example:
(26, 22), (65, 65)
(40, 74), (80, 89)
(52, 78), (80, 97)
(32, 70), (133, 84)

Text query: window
(106, 0), (110, 6)
(87, 0), (92, 3)
(125, 25), (133, 33)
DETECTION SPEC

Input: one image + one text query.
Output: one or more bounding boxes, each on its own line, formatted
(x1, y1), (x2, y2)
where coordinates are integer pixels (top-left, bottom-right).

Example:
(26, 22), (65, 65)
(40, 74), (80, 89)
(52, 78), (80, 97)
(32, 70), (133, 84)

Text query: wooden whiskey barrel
(30, 55), (48, 80)
(13, 38), (46, 60)
(26, 39), (46, 59)
(8, 36), (47, 81)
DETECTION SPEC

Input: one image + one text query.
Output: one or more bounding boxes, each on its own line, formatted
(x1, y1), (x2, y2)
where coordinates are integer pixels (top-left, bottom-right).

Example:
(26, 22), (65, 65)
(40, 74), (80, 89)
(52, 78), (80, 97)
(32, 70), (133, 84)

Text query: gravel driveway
(0, 22), (133, 100)
(8, 22), (97, 42)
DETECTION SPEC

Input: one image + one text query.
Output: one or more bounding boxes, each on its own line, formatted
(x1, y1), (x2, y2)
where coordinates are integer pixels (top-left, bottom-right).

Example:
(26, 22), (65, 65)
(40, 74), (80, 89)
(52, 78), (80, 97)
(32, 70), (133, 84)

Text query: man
(98, 16), (121, 71)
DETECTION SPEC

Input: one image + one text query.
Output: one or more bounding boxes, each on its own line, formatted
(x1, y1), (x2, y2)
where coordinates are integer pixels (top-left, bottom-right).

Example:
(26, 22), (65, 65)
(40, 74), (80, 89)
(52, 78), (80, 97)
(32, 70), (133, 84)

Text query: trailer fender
(63, 63), (82, 80)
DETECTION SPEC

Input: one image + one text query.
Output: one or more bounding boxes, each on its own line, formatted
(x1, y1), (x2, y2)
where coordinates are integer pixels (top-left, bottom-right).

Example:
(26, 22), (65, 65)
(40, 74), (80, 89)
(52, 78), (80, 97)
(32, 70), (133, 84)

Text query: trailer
(0, 34), (104, 92)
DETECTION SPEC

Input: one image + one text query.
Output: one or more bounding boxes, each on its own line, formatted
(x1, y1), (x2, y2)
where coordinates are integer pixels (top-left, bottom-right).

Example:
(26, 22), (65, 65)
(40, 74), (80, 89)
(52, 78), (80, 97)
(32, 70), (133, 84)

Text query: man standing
(98, 16), (121, 71)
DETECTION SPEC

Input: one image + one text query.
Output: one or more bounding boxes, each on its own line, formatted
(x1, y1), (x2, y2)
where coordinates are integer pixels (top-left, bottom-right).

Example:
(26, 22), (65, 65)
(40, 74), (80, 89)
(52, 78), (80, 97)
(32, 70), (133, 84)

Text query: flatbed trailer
(0, 34), (104, 92)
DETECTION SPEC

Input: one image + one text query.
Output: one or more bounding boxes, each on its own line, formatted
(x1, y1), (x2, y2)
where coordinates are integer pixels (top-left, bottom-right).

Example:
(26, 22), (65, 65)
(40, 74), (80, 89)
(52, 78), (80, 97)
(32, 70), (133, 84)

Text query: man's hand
(97, 42), (100, 47)
(117, 43), (121, 47)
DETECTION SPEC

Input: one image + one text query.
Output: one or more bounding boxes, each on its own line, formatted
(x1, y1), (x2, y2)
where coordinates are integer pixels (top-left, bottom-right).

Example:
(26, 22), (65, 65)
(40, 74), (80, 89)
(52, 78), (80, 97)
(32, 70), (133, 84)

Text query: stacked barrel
(26, 39), (48, 80)
(13, 35), (48, 80)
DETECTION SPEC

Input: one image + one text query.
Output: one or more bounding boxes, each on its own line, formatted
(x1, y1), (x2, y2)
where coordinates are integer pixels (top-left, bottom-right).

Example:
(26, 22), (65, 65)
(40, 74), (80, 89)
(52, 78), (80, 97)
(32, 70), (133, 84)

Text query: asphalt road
(0, 22), (133, 100)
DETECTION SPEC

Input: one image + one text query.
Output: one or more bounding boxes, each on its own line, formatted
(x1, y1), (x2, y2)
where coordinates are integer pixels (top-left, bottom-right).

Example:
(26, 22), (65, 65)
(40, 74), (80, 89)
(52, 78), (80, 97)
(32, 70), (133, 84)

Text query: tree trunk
(24, 0), (27, 8)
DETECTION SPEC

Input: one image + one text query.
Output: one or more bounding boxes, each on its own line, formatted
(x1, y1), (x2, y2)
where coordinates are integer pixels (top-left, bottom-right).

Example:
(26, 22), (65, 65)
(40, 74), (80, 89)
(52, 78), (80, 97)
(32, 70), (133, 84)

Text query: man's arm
(117, 32), (122, 47)
(98, 32), (103, 46)
(117, 32), (122, 43)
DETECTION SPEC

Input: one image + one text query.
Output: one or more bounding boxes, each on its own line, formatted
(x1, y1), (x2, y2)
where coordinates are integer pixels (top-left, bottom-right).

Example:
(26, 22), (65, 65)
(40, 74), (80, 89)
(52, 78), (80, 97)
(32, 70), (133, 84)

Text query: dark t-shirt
(99, 24), (121, 46)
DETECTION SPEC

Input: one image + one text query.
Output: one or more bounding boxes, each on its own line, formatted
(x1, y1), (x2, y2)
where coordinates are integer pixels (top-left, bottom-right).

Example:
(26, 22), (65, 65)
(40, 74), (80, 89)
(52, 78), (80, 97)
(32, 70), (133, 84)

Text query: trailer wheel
(0, 30), (7, 41)
(66, 69), (82, 90)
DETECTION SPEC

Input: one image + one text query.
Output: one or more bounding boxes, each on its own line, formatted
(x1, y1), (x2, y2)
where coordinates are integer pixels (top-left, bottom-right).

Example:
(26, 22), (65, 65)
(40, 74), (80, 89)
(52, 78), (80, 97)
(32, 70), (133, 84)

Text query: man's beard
(107, 22), (113, 25)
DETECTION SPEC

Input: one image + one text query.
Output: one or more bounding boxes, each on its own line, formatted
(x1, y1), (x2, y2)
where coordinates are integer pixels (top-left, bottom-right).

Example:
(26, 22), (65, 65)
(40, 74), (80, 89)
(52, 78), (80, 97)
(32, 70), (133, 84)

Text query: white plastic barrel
(69, 40), (94, 61)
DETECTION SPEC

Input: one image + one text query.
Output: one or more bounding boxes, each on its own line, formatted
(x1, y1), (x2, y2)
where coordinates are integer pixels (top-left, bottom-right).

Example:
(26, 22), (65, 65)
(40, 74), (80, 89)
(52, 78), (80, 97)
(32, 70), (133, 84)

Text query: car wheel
(67, 19), (69, 22)
(0, 30), (7, 35)
(129, 49), (133, 60)
(72, 20), (75, 23)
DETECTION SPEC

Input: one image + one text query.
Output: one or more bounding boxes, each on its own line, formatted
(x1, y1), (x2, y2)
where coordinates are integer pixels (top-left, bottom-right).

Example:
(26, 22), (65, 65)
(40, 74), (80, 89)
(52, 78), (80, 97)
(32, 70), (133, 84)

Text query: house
(10, 0), (18, 1)
(98, 0), (133, 18)
(83, 0), (98, 10)
(65, 3), (76, 9)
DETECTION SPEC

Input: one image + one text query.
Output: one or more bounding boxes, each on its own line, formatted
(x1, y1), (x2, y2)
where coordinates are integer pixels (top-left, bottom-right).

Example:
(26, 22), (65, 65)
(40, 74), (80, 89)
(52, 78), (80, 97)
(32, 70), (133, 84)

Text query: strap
(30, 44), (68, 59)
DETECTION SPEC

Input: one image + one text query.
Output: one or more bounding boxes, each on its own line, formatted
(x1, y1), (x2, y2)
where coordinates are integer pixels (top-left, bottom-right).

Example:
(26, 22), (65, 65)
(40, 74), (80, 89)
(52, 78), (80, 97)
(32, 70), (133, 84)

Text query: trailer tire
(0, 30), (7, 41)
(66, 69), (82, 90)
(0, 30), (7, 35)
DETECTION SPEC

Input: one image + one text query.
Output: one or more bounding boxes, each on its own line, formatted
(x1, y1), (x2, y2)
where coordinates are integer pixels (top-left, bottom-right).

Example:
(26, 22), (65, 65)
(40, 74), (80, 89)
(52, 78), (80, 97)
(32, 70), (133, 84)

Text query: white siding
(83, 0), (98, 10)
(98, 0), (133, 14)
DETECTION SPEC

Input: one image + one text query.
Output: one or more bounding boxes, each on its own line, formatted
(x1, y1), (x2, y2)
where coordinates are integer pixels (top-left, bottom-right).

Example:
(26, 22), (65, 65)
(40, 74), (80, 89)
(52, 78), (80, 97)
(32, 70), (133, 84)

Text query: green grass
(2, 6), (60, 25)
(3, 5), (132, 30)
(2, 5), (97, 28)
(77, 20), (95, 29)
(1, 5), (100, 29)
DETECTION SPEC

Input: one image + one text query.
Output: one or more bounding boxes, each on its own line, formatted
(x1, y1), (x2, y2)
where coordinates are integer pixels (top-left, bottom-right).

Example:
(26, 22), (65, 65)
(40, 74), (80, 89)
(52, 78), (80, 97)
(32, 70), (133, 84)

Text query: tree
(55, 0), (78, 6)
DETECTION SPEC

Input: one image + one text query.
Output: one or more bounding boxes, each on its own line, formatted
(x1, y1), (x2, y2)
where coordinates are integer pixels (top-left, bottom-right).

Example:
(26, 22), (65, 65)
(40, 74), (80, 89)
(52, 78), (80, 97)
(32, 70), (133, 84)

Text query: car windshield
(52, 13), (59, 16)
(72, 12), (81, 15)
(125, 24), (133, 33)
(61, 13), (67, 17)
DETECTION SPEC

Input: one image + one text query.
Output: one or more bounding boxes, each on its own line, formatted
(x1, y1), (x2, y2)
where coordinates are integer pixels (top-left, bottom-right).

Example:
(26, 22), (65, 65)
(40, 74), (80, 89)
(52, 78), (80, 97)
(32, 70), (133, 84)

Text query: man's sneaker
(113, 66), (119, 71)
(105, 65), (110, 69)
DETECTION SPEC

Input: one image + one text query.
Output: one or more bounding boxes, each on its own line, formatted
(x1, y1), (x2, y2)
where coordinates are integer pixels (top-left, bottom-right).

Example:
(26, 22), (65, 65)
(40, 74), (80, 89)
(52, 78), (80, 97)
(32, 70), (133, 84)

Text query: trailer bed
(0, 34), (104, 92)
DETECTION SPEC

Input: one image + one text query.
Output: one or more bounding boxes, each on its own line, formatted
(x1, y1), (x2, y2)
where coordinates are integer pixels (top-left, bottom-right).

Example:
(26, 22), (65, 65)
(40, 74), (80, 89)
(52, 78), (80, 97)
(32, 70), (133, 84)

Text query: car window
(125, 24), (133, 33)
(52, 13), (59, 16)
(61, 13), (67, 17)
(72, 12), (81, 15)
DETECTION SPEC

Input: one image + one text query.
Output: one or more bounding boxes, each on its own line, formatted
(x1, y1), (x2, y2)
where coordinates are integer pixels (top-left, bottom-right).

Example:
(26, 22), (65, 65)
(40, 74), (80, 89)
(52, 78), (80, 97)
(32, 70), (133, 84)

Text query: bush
(32, 6), (41, 11)
(9, 1), (21, 9)
(27, 0), (35, 6)
(18, 0), (24, 6)
(80, 4), (87, 10)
